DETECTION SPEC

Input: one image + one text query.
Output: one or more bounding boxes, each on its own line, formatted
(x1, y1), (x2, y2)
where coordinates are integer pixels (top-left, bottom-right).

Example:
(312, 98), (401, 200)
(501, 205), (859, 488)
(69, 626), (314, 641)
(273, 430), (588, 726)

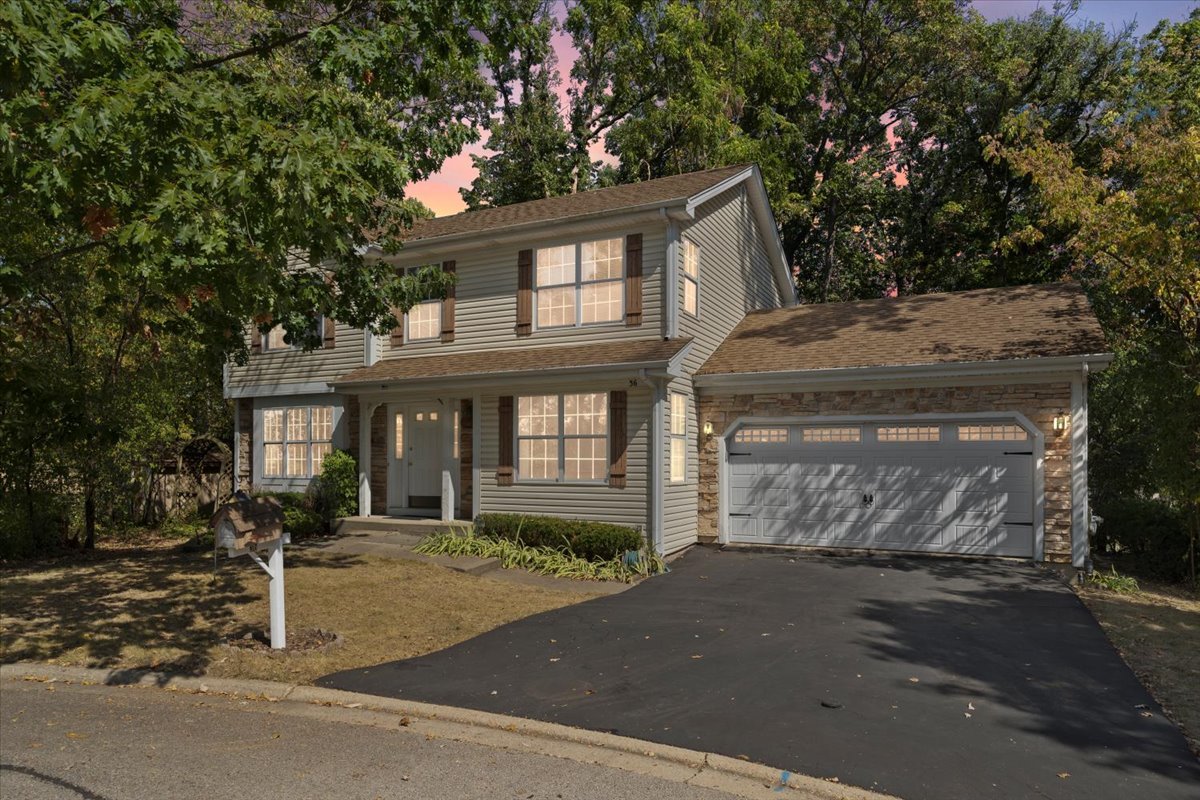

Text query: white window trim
(262, 316), (323, 352)
(261, 404), (335, 480)
(402, 265), (443, 342)
(669, 392), (687, 483)
(681, 238), (700, 318)
(515, 393), (610, 484)
(534, 238), (626, 330)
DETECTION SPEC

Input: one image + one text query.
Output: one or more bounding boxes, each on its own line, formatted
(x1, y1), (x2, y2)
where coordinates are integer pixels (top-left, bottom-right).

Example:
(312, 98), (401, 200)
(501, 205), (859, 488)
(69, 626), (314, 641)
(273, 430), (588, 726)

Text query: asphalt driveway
(319, 548), (1200, 800)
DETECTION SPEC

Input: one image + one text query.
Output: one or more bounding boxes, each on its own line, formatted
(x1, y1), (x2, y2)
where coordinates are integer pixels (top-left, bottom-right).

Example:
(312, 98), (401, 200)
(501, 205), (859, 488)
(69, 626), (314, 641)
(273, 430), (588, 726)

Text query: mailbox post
(211, 497), (290, 649)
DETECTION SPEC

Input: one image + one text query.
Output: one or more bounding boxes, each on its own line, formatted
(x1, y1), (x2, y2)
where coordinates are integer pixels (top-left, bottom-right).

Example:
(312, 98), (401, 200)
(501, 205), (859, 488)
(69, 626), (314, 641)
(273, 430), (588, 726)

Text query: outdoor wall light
(703, 421), (714, 437)
(1052, 412), (1069, 433)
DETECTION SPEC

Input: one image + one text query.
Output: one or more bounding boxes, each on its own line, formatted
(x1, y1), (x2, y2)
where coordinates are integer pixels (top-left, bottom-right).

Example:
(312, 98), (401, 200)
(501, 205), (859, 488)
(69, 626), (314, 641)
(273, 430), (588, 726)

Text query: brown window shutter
(497, 395), (515, 486)
(625, 234), (643, 327)
(516, 249), (533, 336)
(609, 390), (627, 488)
(390, 310), (404, 348)
(322, 316), (336, 349)
(251, 327), (263, 353)
(441, 260), (456, 343)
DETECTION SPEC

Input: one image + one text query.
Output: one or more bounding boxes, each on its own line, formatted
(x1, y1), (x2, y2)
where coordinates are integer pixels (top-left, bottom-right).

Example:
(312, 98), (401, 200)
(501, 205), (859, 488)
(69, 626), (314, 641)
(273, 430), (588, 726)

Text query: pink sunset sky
(408, 0), (1197, 217)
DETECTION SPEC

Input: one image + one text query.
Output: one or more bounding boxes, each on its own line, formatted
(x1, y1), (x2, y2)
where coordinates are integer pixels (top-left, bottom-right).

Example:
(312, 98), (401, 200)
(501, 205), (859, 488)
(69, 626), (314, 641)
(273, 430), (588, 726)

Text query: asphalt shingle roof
(400, 165), (750, 243)
(335, 337), (692, 385)
(697, 282), (1108, 376)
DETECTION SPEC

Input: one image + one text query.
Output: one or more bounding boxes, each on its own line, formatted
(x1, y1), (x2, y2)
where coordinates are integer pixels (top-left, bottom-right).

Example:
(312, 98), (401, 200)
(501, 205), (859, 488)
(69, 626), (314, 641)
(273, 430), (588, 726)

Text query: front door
(387, 403), (444, 515)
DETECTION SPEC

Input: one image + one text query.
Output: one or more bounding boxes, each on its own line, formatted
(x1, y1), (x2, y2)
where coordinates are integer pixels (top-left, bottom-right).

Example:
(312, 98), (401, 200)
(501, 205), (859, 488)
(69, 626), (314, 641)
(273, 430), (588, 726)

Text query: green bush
(416, 530), (665, 583)
(309, 450), (358, 524)
(473, 513), (644, 561)
(1093, 497), (1190, 582)
(283, 505), (324, 539)
(266, 491), (311, 511)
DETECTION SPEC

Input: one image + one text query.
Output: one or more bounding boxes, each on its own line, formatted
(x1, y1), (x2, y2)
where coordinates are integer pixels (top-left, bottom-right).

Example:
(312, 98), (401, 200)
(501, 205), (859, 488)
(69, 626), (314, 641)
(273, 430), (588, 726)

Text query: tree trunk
(84, 486), (96, 550)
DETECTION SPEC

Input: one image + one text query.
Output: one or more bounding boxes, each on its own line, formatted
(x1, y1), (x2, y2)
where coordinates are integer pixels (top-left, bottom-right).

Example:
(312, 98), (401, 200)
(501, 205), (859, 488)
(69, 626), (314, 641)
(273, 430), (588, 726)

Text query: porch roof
(332, 337), (693, 389)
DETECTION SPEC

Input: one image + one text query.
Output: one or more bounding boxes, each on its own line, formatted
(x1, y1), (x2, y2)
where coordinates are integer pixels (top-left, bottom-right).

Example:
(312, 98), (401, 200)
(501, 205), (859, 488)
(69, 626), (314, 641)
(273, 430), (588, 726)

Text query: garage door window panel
(733, 427), (790, 444)
(801, 426), (861, 443)
(958, 424), (1028, 442)
(877, 425), (941, 442)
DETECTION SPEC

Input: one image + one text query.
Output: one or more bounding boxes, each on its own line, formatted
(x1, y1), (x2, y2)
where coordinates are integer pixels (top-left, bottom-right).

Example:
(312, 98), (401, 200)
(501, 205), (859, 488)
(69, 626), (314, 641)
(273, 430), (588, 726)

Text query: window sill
(511, 480), (611, 487)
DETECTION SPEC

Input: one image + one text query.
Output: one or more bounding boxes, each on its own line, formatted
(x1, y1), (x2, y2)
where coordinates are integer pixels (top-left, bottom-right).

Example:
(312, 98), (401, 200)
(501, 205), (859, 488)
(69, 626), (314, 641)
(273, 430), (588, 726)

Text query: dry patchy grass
(1079, 580), (1200, 755)
(0, 543), (596, 684)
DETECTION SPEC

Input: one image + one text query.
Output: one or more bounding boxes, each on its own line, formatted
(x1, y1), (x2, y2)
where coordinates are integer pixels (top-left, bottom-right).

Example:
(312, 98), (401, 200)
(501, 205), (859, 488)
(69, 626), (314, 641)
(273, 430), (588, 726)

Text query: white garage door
(726, 421), (1035, 557)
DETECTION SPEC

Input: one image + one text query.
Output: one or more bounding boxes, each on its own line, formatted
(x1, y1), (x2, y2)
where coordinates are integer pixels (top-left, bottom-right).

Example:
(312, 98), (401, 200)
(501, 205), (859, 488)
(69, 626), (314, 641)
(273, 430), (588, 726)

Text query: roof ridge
(741, 281), (1083, 316)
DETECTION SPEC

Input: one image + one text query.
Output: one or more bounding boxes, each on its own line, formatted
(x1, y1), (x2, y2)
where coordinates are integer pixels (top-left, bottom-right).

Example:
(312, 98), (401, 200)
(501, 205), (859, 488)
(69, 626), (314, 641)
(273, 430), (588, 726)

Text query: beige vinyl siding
(662, 377), (699, 554)
(381, 227), (666, 359)
(226, 321), (364, 395)
(677, 185), (782, 374)
(477, 384), (652, 535)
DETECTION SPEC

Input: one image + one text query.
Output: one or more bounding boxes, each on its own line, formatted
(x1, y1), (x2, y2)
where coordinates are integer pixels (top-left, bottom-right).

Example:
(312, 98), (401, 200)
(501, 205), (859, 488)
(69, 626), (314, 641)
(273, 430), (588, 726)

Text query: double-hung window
(517, 393), (608, 482)
(536, 238), (624, 328)
(264, 317), (320, 351)
(669, 392), (687, 483)
(262, 406), (334, 478)
(404, 265), (442, 341)
(681, 239), (699, 317)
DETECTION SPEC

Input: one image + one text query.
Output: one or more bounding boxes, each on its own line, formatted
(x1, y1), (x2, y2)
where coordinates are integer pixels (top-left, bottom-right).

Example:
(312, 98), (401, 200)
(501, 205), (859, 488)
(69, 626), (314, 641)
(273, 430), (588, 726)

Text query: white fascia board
(684, 167), (754, 215)
(364, 205), (688, 261)
(694, 353), (1115, 392)
(226, 380), (339, 399)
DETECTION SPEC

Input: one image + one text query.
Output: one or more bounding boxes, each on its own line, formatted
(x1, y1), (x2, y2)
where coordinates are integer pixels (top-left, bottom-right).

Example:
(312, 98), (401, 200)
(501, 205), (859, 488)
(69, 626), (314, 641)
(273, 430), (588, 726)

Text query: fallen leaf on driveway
(549, 658), (560, 662)
(1058, 772), (1070, 779)
(691, 655), (703, 659)
(909, 677), (920, 683)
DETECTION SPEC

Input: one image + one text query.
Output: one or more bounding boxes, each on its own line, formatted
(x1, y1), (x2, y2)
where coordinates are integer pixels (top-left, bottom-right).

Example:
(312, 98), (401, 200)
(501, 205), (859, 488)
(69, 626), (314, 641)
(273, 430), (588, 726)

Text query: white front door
(387, 403), (445, 514)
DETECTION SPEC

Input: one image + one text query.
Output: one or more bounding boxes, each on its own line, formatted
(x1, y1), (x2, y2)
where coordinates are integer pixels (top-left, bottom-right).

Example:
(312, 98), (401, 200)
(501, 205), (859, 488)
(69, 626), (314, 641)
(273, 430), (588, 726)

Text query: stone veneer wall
(346, 397), (388, 515)
(459, 399), (473, 520)
(235, 399), (253, 491)
(697, 383), (1075, 562)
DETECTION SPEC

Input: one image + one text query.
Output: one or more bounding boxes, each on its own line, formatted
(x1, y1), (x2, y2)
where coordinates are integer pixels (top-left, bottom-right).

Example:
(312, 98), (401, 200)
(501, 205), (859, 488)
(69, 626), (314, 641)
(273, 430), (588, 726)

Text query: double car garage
(723, 417), (1038, 558)
(693, 283), (1113, 567)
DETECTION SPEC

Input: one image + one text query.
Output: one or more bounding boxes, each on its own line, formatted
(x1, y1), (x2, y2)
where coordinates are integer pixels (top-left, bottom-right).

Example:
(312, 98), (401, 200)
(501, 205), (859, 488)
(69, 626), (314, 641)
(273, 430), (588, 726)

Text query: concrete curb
(1, 662), (890, 800)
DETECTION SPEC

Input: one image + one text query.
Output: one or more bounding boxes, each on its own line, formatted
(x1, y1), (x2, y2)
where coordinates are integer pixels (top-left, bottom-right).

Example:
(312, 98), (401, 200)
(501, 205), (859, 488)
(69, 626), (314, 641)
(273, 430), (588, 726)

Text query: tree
(1, 1), (496, 548)
(462, 0), (574, 208)
(993, 11), (1200, 581)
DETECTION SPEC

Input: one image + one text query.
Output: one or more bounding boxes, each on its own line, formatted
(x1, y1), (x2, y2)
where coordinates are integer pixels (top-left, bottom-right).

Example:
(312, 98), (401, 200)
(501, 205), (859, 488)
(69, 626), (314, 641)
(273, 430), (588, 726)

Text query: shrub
(415, 530), (665, 583)
(309, 450), (358, 524)
(283, 505), (324, 539)
(473, 513), (644, 560)
(1088, 565), (1140, 594)
(1093, 496), (1190, 582)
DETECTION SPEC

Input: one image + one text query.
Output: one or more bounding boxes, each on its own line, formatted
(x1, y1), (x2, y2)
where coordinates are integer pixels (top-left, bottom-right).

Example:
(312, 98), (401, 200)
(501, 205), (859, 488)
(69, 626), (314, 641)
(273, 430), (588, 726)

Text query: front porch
(347, 394), (475, 523)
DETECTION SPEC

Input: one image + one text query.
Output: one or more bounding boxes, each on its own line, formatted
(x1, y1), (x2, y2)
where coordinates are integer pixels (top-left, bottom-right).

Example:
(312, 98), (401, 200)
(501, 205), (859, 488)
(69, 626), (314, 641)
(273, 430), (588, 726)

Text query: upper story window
(263, 317), (320, 351)
(404, 266), (442, 341)
(517, 393), (608, 482)
(681, 239), (699, 317)
(262, 405), (334, 478)
(536, 238), (623, 329)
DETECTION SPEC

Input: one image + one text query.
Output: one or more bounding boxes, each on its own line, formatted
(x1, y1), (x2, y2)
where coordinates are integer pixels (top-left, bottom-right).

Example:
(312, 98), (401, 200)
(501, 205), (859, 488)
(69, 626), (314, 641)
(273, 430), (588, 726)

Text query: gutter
(330, 358), (681, 393)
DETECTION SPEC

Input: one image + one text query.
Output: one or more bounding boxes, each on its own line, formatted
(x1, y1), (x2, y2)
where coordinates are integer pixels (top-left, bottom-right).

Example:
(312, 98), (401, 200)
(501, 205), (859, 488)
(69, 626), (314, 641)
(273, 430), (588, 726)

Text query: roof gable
(698, 283), (1109, 376)
(401, 166), (750, 244)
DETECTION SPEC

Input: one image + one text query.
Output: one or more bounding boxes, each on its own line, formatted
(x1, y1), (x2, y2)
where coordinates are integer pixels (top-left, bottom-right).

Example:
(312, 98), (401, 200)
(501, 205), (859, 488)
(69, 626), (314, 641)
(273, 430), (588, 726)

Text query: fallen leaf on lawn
(66, 732), (85, 740)
(825, 776), (841, 783)
(345, 703), (363, 709)
(399, 717), (411, 727)
(271, 733), (281, 739)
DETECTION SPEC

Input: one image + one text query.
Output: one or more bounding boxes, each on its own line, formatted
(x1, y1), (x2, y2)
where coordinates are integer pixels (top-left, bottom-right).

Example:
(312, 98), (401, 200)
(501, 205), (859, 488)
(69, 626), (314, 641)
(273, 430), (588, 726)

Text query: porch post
(358, 401), (378, 517)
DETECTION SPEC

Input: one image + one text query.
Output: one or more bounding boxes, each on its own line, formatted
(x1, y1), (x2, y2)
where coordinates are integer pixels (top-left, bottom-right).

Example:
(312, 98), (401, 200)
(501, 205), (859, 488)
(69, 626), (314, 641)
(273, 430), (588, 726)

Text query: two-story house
(225, 165), (1111, 568)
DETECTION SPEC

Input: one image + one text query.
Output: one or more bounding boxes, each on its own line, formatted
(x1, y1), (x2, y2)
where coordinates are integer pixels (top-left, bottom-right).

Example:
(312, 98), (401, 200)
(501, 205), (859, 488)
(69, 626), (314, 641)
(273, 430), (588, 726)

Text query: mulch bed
(223, 627), (342, 655)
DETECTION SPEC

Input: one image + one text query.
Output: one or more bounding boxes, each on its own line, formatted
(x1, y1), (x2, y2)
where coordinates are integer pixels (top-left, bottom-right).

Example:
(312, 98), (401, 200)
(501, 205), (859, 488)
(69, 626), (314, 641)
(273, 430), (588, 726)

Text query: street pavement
(0, 677), (744, 800)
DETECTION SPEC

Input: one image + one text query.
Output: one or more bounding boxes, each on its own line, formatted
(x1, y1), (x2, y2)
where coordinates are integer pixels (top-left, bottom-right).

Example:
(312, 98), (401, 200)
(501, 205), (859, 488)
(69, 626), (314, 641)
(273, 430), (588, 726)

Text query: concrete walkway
(0, 664), (888, 800)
